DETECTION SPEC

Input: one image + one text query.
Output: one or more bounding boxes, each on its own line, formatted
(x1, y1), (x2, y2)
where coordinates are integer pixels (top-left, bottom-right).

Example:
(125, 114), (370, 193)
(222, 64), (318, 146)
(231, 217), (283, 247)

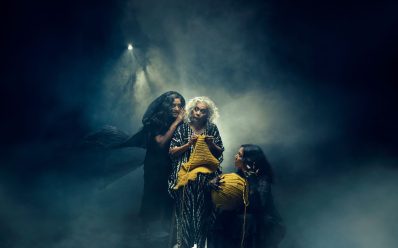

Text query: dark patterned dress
(168, 122), (224, 248)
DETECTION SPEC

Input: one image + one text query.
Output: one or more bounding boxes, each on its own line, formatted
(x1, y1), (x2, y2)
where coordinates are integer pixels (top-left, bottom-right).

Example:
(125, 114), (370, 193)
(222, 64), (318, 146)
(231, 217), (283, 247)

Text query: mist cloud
(2, 1), (397, 248)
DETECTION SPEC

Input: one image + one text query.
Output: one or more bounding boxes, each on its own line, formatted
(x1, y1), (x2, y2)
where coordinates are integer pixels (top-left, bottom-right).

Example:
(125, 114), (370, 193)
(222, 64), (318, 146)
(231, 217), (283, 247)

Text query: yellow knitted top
(211, 173), (248, 211)
(173, 135), (219, 189)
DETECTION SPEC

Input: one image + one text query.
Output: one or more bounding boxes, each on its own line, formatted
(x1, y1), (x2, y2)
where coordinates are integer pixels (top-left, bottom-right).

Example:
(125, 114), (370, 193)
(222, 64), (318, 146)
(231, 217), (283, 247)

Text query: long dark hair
(241, 144), (274, 183)
(142, 91), (185, 132)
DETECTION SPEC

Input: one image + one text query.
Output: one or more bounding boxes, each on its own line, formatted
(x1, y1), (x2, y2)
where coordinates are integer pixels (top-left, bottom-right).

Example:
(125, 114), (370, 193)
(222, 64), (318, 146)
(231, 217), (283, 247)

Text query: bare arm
(169, 135), (197, 158)
(154, 110), (185, 148)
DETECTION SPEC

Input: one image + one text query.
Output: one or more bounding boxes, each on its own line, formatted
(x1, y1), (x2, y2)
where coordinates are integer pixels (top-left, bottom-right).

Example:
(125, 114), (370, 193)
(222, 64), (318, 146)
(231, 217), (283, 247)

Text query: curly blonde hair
(186, 96), (219, 123)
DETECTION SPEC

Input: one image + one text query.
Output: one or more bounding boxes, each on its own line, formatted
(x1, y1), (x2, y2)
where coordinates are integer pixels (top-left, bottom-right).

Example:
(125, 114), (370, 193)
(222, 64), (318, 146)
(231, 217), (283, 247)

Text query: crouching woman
(209, 144), (285, 248)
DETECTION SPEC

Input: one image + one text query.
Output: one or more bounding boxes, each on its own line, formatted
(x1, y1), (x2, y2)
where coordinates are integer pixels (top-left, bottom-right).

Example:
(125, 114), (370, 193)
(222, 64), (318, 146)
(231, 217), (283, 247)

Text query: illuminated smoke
(2, 1), (396, 248)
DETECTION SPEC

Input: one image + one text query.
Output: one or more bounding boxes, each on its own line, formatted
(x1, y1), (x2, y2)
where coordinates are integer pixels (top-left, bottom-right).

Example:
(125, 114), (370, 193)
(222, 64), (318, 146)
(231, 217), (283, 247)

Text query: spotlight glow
(128, 44), (133, 50)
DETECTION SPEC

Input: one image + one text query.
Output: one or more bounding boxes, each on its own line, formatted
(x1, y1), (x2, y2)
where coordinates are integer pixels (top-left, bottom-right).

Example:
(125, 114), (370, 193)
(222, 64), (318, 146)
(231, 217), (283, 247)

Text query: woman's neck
(190, 121), (205, 133)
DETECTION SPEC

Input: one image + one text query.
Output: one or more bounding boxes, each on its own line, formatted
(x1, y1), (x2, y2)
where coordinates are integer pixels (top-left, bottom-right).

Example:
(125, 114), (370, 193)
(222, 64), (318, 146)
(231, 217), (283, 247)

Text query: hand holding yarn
(204, 135), (215, 146)
(208, 176), (221, 191)
(189, 134), (198, 146)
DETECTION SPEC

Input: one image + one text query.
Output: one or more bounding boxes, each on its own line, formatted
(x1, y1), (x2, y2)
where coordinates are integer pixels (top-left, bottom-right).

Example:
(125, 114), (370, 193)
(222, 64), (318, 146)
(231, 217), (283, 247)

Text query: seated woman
(208, 144), (285, 248)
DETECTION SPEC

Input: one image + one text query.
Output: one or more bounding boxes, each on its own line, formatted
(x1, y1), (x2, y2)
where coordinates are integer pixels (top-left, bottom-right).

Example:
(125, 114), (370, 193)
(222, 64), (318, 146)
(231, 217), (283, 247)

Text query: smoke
(93, 0), (345, 169)
(278, 159), (398, 248)
(0, 147), (145, 248)
(86, 1), (397, 247)
(2, 0), (397, 248)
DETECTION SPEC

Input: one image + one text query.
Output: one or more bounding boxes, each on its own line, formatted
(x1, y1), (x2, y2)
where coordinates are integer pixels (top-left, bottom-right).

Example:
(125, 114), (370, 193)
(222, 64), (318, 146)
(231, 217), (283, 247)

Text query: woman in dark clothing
(136, 91), (186, 228)
(85, 91), (186, 231)
(209, 144), (285, 248)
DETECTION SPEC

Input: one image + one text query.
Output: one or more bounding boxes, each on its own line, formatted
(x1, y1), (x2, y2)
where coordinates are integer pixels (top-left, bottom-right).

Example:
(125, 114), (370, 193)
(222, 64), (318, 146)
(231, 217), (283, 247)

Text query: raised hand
(176, 109), (185, 123)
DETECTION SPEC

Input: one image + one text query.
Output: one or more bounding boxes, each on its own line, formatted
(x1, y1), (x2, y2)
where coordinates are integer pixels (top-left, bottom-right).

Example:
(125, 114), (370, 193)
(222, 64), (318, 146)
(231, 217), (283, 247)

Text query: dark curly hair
(241, 144), (274, 183)
(142, 91), (185, 132)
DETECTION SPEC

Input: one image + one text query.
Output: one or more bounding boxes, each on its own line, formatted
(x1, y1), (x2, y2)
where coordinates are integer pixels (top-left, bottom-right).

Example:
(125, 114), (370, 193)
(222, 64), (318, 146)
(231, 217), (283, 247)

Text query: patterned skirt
(174, 173), (215, 248)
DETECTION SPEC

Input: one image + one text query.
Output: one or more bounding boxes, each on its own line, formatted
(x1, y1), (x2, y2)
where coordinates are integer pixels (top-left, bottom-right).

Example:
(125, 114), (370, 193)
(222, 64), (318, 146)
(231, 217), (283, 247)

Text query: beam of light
(127, 44), (133, 51)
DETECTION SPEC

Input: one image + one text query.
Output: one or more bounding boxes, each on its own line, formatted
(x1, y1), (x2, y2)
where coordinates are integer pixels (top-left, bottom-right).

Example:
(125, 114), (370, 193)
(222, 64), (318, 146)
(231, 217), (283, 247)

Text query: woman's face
(191, 101), (208, 123)
(234, 147), (245, 170)
(171, 98), (182, 118)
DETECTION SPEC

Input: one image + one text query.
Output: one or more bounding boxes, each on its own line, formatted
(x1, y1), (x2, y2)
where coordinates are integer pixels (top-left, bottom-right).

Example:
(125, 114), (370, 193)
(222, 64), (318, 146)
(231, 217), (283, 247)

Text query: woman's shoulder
(208, 122), (218, 127)
(175, 122), (190, 133)
(178, 121), (190, 129)
(206, 122), (219, 131)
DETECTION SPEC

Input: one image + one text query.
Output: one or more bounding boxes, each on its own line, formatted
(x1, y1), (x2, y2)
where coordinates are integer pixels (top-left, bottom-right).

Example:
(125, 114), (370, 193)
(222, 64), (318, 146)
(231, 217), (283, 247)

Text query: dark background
(1, 0), (397, 247)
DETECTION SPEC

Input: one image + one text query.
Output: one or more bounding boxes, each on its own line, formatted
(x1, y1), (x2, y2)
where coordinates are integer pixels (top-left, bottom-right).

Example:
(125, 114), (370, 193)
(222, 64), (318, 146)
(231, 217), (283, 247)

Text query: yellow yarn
(173, 135), (219, 189)
(211, 173), (248, 210)
(182, 135), (219, 171)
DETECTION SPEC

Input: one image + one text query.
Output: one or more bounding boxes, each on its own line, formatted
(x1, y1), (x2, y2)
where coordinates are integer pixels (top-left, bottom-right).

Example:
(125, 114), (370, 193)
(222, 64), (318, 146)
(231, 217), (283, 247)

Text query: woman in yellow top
(169, 96), (224, 248)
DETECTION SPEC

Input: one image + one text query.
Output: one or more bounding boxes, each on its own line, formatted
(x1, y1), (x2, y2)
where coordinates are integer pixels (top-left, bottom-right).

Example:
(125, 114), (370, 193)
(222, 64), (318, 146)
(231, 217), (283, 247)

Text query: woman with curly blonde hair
(169, 96), (224, 248)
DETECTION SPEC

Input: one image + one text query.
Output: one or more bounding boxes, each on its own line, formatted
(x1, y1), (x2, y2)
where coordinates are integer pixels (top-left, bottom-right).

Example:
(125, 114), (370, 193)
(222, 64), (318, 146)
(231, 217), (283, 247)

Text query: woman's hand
(205, 135), (223, 157)
(176, 109), (185, 123)
(169, 134), (197, 158)
(189, 134), (198, 146)
(204, 136), (215, 146)
(208, 176), (221, 191)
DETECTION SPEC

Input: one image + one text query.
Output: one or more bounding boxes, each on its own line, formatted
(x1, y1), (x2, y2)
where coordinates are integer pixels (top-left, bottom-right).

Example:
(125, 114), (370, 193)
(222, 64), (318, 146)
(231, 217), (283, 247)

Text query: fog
(1, 0), (397, 247)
